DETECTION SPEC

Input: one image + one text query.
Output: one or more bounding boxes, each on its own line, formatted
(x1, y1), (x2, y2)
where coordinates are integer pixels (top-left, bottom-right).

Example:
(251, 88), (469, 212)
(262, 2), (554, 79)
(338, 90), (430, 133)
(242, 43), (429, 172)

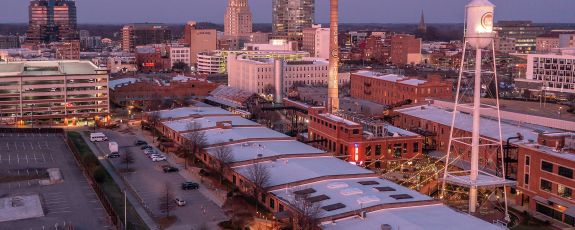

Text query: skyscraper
(26, 0), (78, 45)
(272, 0), (315, 43)
(121, 24), (172, 53)
(224, 0), (253, 36)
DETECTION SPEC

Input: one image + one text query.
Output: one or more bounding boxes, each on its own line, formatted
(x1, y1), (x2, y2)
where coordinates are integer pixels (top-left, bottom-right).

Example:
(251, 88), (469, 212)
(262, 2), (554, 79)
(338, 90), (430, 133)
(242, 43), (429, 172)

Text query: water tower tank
(465, 0), (495, 49)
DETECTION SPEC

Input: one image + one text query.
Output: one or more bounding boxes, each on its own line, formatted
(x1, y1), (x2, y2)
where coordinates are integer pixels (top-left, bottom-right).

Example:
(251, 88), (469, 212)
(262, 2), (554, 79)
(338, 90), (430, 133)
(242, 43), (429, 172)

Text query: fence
(64, 133), (122, 230)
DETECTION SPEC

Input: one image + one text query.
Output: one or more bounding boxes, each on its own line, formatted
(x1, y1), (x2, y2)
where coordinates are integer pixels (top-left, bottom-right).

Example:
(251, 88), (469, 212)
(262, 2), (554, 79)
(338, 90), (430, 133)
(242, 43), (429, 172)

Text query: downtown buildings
(0, 60), (109, 126)
(515, 48), (575, 97)
(302, 24), (330, 59)
(272, 0), (315, 44)
(495, 21), (545, 53)
(121, 23), (172, 53)
(224, 0), (253, 36)
(25, 0), (78, 46)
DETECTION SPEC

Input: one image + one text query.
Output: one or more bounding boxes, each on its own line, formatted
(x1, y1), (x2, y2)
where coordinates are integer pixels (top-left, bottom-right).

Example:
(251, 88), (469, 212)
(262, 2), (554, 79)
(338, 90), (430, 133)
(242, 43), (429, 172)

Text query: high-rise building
(224, 0), (253, 36)
(186, 21), (217, 65)
(390, 34), (422, 65)
(121, 23), (172, 53)
(26, 0), (78, 45)
(494, 21), (545, 53)
(272, 0), (315, 44)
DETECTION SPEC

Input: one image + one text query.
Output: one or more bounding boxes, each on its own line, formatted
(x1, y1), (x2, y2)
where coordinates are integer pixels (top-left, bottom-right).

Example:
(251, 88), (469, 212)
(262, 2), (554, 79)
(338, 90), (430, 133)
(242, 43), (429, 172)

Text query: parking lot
(0, 131), (113, 230)
(88, 129), (226, 230)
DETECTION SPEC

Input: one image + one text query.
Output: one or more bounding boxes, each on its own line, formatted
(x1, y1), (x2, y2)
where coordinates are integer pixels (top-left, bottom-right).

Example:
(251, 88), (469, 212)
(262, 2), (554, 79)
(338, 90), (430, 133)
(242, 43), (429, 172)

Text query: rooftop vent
(308, 194), (330, 203)
(374, 187), (396, 192)
(381, 224), (393, 230)
(321, 203), (346, 212)
(358, 181), (380, 186)
(293, 188), (316, 196)
(390, 194), (413, 200)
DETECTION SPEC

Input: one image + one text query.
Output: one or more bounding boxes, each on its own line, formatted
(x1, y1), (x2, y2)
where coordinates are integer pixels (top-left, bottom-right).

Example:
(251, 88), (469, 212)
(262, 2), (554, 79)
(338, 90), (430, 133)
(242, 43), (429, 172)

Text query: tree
(158, 183), (176, 218)
(290, 191), (322, 230)
(172, 61), (190, 73)
(263, 84), (275, 96)
(212, 145), (234, 184)
(182, 122), (207, 168)
(147, 111), (161, 142)
(245, 162), (271, 213)
(121, 148), (135, 172)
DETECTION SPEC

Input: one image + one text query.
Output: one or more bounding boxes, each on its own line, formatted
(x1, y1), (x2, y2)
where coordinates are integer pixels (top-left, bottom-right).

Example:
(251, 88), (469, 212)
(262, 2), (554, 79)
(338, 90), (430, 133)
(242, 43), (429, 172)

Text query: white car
(174, 198), (186, 206)
(151, 156), (167, 162)
(149, 153), (164, 159)
(144, 149), (155, 155)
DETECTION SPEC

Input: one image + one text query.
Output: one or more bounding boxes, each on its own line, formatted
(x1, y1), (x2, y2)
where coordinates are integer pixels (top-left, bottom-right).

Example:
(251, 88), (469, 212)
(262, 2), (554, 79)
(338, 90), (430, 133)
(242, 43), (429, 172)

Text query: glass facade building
(26, 0), (78, 45)
(272, 0), (315, 43)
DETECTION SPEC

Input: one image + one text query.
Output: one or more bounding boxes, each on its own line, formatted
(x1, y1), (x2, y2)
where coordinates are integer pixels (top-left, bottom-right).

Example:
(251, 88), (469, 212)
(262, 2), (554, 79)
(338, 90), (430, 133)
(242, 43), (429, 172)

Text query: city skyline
(1, 0), (574, 24)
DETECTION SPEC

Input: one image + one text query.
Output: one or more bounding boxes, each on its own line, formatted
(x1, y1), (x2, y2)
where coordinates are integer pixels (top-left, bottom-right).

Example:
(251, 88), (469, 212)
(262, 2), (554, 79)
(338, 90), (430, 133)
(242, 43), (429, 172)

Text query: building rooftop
(205, 140), (325, 163)
(353, 70), (429, 86)
(0, 61), (105, 77)
(109, 77), (139, 90)
(396, 105), (562, 142)
(163, 115), (259, 132)
(192, 126), (290, 146)
(321, 203), (504, 230)
(233, 157), (374, 188)
(153, 107), (232, 120)
(319, 114), (360, 126)
(272, 177), (432, 218)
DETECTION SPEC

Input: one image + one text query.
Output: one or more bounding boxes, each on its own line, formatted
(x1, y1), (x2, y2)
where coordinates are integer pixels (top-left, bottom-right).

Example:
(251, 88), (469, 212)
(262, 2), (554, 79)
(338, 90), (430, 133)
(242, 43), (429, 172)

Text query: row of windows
(540, 178), (573, 199)
(541, 160), (574, 179)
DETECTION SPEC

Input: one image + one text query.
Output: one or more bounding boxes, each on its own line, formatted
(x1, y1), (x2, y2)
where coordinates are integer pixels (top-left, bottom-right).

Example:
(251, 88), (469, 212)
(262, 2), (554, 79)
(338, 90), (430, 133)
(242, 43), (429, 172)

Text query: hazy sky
(1, 0), (574, 24)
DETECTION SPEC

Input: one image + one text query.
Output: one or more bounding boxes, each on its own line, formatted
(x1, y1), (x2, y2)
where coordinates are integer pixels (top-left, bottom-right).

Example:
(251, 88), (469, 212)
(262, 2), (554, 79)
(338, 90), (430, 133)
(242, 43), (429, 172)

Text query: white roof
(385, 125), (419, 137)
(206, 140), (325, 163)
(272, 177), (432, 218)
(233, 157), (373, 188)
(319, 114), (360, 126)
(109, 78), (138, 89)
(154, 107), (232, 120)
(399, 79), (427, 86)
(321, 204), (503, 230)
(396, 105), (561, 142)
(353, 70), (429, 86)
(190, 126), (289, 145)
(162, 115), (259, 132)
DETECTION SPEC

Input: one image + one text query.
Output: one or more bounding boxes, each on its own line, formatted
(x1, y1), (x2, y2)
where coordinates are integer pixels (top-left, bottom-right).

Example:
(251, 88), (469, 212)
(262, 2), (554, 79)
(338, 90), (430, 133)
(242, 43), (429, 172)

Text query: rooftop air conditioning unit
(359, 211), (367, 219)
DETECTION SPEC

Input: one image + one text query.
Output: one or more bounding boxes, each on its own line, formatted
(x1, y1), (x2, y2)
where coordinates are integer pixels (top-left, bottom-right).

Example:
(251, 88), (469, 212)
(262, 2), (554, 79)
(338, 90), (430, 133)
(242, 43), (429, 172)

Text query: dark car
(162, 165), (179, 173)
(181, 182), (199, 190)
(107, 152), (120, 158)
(141, 145), (153, 150)
(135, 140), (147, 146)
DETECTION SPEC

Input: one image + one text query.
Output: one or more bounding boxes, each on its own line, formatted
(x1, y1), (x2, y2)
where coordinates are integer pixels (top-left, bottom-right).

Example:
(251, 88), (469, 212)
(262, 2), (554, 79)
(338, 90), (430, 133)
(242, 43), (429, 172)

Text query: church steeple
(418, 10), (427, 33)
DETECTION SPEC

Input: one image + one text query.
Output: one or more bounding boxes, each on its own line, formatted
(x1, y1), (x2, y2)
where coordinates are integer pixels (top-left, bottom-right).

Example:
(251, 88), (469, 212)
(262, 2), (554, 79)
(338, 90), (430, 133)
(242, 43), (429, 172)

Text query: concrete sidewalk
(78, 130), (160, 230)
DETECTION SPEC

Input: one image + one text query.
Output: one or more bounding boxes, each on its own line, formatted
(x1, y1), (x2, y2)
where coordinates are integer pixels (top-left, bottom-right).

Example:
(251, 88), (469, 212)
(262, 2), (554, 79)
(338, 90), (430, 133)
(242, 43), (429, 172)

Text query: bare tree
(158, 183), (176, 218)
(212, 145), (234, 184)
(245, 162), (271, 213)
(121, 148), (135, 172)
(147, 111), (161, 142)
(290, 191), (322, 230)
(181, 122), (207, 168)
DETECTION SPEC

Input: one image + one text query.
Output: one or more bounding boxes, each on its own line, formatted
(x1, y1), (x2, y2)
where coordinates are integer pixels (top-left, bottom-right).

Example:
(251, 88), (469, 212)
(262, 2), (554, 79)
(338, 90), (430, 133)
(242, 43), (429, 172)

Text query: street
(84, 126), (227, 230)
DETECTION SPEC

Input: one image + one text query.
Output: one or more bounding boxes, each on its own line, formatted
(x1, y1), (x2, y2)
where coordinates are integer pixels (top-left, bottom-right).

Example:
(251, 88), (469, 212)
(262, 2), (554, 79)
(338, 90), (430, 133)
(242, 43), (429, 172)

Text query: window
(413, 143), (419, 153)
(269, 198), (275, 209)
(525, 156), (530, 166)
(540, 179), (552, 192)
(542, 161), (554, 173)
(352, 129), (359, 134)
(558, 184), (572, 198)
(365, 146), (372, 156)
(524, 174), (529, 185)
(559, 166), (574, 179)
(375, 145), (382, 155)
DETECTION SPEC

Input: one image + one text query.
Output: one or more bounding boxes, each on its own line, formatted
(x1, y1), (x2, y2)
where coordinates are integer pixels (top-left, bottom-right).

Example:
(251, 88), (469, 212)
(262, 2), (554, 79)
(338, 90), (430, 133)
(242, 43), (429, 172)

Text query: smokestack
(327, 0), (339, 113)
(274, 59), (284, 103)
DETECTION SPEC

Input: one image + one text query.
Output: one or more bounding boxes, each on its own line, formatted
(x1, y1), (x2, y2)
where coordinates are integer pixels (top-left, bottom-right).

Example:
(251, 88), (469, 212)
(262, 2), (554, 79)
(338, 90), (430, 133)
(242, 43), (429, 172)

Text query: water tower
(440, 0), (514, 220)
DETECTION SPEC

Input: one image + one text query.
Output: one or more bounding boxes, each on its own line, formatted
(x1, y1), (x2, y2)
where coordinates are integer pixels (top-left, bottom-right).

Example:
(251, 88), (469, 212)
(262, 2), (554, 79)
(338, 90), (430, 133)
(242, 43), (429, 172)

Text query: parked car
(135, 140), (147, 146)
(181, 182), (199, 190)
(152, 156), (167, 162)
(141, 145), (152, 150)
(106, 152), (120, 158)
(144, 149), (155, 155)
(174, 198), (186, 206)
(149, 153), (163, 158)
(162, 165), (179, 173)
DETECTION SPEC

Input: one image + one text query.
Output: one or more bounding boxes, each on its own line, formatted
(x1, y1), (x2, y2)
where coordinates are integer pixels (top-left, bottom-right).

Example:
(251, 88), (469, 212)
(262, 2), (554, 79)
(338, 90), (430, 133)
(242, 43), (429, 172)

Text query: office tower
(121, 23), (172, 53)
(272, 0), (315, 43)
(224, 0), (253, 36)
(26, 0), (78, 45)
(494, 21), (545, 53)
(303, 24), (330, 59)
(185, 21), (217, 65)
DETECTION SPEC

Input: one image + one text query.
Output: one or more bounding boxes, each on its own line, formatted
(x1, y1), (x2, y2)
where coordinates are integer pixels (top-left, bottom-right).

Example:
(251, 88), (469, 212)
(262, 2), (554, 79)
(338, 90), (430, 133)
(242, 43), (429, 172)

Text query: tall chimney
(274, 59), (285, 103)
(327, 0), (339, 113)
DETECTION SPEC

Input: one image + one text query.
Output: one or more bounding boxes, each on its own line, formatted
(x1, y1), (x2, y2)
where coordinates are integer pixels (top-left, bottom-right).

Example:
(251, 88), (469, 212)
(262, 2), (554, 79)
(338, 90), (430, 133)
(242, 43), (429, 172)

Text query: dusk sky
(1, 0), (574, 24)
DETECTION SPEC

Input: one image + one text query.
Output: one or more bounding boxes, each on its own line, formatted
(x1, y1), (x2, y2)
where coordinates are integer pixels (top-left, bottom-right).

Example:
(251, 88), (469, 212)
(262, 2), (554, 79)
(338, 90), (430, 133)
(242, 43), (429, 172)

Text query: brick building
(390, 34), (421, 65)
(350, 70), (452, 105)
(110, 76), (217, 110)
(307, 109), (423, 169)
